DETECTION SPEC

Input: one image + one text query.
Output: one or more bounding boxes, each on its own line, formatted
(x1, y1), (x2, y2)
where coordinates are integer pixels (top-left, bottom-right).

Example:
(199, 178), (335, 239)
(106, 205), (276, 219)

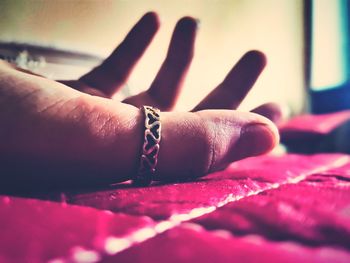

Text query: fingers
(0, 63), (278, 191)
(251, 102), (284, 125)
(155, 110), (278, 180)
(79, 12), (160, 97)
(144, 17), (198, 110)
(193, 50), (266, 111)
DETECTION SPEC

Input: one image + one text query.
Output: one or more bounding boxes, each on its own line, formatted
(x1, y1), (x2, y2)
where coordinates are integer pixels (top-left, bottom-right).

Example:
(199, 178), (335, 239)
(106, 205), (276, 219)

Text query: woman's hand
(0, 13), (279, 191)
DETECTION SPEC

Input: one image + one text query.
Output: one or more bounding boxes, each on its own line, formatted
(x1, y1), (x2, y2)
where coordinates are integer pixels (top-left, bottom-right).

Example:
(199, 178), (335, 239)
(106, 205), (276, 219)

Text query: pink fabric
(0, 196), (156, 262)
(1, 154), (350, 262)
(68, 154), (346, 219)
(280, 110), (350, 138)
(113, 225), (350, 263)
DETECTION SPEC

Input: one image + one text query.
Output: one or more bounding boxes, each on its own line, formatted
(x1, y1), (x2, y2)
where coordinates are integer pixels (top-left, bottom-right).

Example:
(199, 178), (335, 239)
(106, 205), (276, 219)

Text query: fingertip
(243, 50), (267, 69)
(142, 11), (160, 31)
(176, 16), (199, 31)
(240, 113), (280, 156)
(251, 102), (285, 125)
(257, 121), (280, 151)
(236, 124), (276, 161)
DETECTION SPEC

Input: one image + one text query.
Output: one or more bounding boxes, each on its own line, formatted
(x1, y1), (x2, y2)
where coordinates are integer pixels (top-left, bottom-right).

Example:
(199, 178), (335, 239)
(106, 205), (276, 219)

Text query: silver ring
(133, 106), (161, 186)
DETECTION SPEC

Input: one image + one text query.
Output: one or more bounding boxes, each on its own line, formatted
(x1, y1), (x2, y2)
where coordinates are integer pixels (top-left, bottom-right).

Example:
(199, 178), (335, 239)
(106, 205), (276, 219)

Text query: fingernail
(237, 123), (278, 158)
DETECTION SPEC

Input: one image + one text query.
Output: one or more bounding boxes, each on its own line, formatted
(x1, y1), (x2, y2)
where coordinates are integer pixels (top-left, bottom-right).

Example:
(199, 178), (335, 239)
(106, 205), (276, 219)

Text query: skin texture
(0, 12), (280, 192)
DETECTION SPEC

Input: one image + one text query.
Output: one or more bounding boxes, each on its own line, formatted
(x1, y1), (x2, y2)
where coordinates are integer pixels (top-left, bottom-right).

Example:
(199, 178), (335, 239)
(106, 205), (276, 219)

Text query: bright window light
(311, 0), (348, 90)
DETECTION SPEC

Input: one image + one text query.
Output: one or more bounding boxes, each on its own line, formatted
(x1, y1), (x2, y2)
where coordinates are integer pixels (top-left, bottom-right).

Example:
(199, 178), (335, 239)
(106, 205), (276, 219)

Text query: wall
(0, 0), (305, 113)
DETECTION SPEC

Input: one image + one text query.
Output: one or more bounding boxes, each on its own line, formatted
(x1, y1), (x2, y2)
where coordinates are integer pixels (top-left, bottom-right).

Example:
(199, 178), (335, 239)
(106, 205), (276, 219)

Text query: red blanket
(1, 153), (349, 262)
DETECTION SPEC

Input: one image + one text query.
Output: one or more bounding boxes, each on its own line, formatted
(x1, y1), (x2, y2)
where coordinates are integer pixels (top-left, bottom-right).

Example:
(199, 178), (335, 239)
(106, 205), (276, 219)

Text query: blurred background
(0, 0), (348, 115)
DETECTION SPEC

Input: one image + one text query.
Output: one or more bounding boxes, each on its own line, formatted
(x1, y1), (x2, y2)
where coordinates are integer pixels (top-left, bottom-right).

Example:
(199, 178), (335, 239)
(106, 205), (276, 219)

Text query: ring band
(133, 105), (162, 186)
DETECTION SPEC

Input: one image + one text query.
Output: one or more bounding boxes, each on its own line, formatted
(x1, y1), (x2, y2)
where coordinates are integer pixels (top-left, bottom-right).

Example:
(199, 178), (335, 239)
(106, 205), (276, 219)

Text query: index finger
(80, 12), (160, 97)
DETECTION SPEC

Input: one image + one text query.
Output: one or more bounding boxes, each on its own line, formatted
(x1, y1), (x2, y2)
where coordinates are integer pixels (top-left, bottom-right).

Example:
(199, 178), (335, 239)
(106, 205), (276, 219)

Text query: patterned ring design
(133, 105), (161, 186)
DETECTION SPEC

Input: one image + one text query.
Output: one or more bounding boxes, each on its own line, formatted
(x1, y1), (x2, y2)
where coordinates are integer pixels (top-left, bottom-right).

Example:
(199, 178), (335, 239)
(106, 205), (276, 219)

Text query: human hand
(0, 13), (279, 191)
